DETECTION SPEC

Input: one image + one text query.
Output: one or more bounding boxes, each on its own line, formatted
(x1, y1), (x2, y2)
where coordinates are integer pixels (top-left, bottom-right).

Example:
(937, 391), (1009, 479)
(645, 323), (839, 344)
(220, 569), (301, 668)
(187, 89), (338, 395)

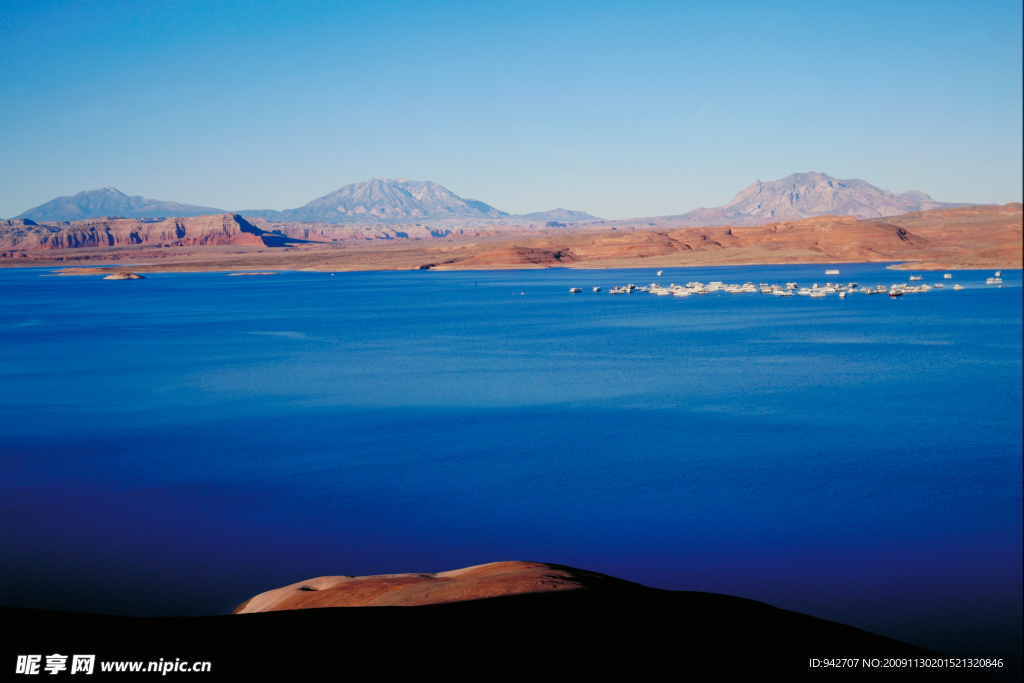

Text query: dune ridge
(232, 561), (628, 613)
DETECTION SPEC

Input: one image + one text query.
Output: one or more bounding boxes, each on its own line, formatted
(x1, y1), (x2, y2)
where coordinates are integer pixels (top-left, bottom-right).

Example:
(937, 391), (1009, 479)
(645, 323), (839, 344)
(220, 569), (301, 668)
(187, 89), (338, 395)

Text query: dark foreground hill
(4, 562), (1004, 681)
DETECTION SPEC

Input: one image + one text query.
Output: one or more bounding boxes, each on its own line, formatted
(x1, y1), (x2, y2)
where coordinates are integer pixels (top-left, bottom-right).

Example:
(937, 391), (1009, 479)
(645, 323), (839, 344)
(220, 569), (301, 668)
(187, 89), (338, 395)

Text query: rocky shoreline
(0, 204), (1019, 274)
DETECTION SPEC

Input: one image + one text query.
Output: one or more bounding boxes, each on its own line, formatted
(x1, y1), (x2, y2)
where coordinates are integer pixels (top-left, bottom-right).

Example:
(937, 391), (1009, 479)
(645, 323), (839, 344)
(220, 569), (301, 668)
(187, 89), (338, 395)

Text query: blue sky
(1, 0), (1021, 219)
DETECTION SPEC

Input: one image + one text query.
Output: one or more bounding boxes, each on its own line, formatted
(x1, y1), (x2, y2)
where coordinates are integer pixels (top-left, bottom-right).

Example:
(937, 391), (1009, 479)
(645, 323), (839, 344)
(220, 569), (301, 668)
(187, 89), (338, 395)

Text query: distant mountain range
(15, 179), (601, 225)
(237, 178), (514, 223)
(16, 187), (224, 222)
(14, 173), (976, 226)
(642, 172), (972, 227)
(517, 208), (600, 222)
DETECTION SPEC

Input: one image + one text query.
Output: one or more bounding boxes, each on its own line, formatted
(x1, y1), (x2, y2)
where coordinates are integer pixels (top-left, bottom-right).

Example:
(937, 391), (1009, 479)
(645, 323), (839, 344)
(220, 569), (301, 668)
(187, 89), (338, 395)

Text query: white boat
(995, 271), (1001, 277)
(986, 277), (1003, 285)
(810, 290), (826, 298)
(657, 271), (663, 276)
(797, 288), (812, 295)
(933, 283), (944, 289)
(944, 274), (952, 279)
(909, 275), (922, 281)
(839, 291), (846, 298)
(953, 284), (964, 290)
(570, 288), (582, 293)
(593, 287), (601, 292)
(826, 269), (840, 275)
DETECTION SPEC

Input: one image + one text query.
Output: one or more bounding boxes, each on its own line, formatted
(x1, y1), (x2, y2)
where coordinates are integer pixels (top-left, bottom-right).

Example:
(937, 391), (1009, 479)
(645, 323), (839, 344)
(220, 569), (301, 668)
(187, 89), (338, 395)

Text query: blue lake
(1, 263), (1021, 667)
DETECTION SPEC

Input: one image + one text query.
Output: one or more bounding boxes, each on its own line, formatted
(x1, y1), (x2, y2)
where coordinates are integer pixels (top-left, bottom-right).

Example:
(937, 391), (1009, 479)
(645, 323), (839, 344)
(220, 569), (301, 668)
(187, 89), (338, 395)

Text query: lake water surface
(1, 263), (1021, 670)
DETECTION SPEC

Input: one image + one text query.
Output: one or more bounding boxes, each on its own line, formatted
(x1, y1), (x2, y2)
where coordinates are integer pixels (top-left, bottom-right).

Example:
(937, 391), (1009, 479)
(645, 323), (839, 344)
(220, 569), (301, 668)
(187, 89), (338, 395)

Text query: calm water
(1, 264), (1021, 666)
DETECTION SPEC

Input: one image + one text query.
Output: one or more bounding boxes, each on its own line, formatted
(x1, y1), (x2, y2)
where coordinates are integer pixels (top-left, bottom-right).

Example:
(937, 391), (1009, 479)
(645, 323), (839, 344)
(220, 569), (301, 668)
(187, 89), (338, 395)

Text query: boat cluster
(570, 272), (1003, 297)
(607, 281), (763, 297)
(619, 281), (763, 297)
(586, 281), (899, 298)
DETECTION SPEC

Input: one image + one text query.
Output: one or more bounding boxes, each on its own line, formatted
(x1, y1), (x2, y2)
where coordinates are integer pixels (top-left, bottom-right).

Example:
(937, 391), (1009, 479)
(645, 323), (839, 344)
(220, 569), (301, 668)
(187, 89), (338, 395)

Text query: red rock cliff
(0, 214), (269, 250)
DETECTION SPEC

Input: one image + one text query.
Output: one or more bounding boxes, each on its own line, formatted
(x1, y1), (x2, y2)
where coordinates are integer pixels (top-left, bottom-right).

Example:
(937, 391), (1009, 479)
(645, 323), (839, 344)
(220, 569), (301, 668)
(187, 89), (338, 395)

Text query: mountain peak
(243, 178), (512, 224)
(519, 207), (601, 222)
(719, 172), (951, 221)
(15, 188), (224, 222)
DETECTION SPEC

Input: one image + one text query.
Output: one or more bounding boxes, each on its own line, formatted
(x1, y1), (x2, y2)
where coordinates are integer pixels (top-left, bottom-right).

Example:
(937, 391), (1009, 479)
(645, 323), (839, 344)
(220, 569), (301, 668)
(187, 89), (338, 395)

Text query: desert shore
(1, 204), (1019, 275)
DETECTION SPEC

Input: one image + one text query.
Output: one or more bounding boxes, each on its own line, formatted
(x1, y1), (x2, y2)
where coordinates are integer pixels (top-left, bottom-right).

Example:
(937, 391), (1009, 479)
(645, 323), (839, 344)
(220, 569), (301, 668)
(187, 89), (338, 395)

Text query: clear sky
(1, 0), (1021, 219)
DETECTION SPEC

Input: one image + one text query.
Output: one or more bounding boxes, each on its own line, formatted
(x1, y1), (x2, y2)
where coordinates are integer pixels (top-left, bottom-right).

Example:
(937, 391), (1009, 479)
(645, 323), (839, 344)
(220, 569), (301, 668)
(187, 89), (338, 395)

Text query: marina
(572, 271), (1007, 299)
